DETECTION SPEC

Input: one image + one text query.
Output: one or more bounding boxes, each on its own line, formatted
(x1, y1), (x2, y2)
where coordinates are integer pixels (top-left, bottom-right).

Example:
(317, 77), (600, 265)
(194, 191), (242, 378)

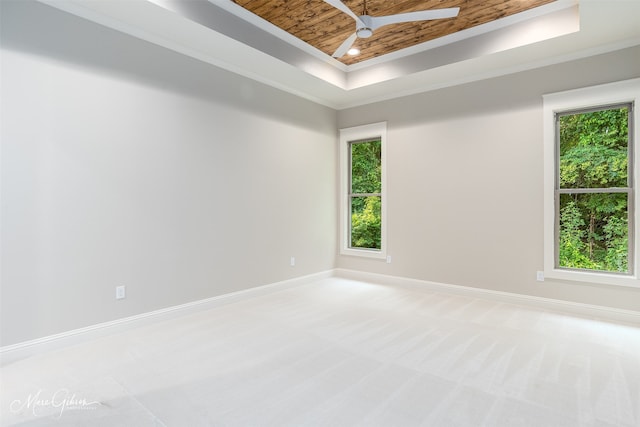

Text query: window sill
(544, 268), (640, 288)
(341, 247), (387, 260)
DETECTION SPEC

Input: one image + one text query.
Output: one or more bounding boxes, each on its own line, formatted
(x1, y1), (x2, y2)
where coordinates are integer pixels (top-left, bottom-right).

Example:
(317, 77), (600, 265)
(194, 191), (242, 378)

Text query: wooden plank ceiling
(232, 0), (557, 65)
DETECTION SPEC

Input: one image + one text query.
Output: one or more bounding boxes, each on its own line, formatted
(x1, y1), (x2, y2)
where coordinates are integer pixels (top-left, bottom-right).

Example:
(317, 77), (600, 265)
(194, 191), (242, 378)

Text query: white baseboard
(0, 270), (333, 366)
(333, 268), (640, 325)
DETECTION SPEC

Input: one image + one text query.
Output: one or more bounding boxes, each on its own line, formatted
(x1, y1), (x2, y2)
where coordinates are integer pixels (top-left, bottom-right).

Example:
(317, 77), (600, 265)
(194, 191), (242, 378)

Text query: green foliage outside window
(351, 196), (381, 249)
(558, 107), (630, 273)
(350, 139), (382, 249)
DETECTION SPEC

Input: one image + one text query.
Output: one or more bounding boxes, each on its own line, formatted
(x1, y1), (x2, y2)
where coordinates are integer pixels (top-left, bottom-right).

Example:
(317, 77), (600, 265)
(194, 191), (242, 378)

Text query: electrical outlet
(116, 285), (126, 300)
(536, 271), (544, 282)
(386, 255), (392, 264)
(290, 256), (295, 267)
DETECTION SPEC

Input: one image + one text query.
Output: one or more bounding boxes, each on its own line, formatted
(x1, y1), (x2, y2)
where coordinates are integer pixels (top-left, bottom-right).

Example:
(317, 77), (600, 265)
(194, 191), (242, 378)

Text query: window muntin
(555, 105), (633, 274)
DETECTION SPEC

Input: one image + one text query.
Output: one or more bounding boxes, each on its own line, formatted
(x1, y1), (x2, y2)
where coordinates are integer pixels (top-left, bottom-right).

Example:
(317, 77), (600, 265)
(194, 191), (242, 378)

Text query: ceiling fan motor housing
(356, 15), (373, 38)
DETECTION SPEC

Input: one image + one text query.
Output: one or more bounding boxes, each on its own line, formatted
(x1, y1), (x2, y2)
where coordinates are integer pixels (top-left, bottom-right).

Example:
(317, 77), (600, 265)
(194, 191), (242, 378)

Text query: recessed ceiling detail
(37, 0), (640, 108)
(232, 0), (557, 65)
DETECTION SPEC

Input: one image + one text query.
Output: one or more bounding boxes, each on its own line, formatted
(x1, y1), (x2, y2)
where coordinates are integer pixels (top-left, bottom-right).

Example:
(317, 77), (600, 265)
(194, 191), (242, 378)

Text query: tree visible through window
(556, 105), (632, 273)
(350, 139), (382, 249)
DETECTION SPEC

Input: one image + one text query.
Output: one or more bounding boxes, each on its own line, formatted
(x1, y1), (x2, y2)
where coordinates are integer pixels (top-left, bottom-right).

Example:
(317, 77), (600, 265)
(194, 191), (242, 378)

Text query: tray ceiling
(233, 0), (556, 65)
(35, 0), (640, 109)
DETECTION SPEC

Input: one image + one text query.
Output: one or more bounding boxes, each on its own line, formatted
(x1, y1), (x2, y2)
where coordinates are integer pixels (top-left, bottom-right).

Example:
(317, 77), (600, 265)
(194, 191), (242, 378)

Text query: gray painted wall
(337, 46), (640, 311)
(1, 1), (337, 346)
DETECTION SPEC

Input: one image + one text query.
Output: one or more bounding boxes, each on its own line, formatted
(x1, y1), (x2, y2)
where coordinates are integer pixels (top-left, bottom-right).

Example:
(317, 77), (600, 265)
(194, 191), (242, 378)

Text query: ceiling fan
(324, 0), (460, 58)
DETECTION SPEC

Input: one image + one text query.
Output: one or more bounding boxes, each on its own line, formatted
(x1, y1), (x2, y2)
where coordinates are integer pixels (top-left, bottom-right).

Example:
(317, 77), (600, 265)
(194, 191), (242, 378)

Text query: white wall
(0, 1), (337, 346)
(337, 46), (640, 311)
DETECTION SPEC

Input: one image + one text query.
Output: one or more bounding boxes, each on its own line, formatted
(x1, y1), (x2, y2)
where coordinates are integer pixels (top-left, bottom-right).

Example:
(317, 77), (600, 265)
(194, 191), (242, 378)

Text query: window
(350, 139), (382, 249)
(557, 105), (632, 274)
(340, 122), (387, 258)
(543, 79), (640, 287)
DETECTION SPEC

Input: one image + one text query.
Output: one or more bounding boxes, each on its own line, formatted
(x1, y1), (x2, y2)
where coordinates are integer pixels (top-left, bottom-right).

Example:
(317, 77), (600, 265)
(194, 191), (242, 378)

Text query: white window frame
(543, 78), (640, 287)
(339, 122), (387, 259)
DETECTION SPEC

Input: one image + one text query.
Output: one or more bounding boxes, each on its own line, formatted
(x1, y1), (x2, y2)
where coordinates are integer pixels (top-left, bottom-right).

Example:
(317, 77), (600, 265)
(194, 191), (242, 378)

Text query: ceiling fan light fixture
(356, 27), (373, 38)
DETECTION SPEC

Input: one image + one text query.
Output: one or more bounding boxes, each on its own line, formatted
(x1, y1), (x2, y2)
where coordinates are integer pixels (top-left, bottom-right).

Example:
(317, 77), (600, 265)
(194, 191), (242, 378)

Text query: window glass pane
(351, 139), (381, 194)
(350, 196), (381, 249)
(559, 107), (629, 189)
(558, 193), (628, 273)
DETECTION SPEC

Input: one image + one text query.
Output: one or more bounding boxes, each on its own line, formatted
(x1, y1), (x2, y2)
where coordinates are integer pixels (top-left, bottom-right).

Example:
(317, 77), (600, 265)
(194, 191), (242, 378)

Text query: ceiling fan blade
(323, 0), (365, 26)
(332, 33), (357, 58)
(370, 7), (460, 31)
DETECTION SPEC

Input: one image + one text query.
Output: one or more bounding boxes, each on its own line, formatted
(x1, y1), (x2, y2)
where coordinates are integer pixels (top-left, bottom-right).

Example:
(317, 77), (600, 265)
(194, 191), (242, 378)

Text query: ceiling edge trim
(336, 39), (640, 110)
(35, 0), (344, 109)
